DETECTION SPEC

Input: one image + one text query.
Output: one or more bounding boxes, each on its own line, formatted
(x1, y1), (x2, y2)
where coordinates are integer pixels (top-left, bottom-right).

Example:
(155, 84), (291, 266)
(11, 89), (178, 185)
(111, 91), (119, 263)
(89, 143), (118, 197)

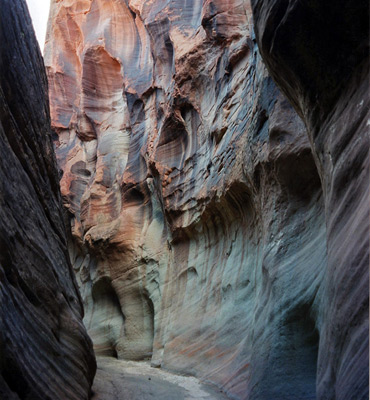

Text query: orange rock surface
(46, 1), (329, 398)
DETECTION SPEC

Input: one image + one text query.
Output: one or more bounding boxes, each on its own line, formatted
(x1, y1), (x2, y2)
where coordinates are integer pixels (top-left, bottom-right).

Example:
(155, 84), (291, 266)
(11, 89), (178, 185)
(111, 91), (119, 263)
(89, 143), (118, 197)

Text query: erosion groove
(44, 1), (329, 398)
(0, 0), (367, 399)
(251, 0), (369, 398)
(0, 1), (96, 399)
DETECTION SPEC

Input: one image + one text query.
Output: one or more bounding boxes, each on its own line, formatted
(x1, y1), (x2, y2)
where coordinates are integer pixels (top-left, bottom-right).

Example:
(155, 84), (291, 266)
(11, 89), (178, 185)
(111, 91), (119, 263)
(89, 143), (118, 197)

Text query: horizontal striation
(0, 1), (96, 398)
(43, 0), (366, 399)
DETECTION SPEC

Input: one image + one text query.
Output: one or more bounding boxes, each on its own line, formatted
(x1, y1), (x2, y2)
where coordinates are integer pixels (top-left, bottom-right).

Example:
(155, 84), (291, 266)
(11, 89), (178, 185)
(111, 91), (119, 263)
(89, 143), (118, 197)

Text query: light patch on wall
(25, 0), (50, 53)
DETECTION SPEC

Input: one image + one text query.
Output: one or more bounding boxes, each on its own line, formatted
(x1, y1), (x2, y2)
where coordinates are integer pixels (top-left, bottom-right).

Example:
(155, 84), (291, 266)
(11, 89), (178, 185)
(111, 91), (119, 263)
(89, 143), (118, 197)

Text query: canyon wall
(45, 0), (367, 399)
(0, 1), (96, 399)
(251, 1), (369, 399)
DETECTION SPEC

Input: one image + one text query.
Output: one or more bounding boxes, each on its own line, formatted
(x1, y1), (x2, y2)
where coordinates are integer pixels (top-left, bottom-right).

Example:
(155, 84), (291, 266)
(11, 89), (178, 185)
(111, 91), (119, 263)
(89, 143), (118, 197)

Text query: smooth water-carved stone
(45, 0), (366, 398)
(0, 1), (96, 398)
(251, 0), (369, 399)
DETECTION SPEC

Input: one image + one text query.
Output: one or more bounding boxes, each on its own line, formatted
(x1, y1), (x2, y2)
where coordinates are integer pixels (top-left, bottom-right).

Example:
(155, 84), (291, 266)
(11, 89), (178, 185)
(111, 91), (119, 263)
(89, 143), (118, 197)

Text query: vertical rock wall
(45, 0), (367, 399)
(251, 1), (369, 399)
(0, 1), (96, 399)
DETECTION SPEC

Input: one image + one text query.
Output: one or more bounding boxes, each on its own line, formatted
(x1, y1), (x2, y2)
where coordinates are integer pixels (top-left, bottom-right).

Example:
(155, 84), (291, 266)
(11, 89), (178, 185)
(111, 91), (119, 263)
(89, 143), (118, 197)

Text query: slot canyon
(0, 0), (368, 399)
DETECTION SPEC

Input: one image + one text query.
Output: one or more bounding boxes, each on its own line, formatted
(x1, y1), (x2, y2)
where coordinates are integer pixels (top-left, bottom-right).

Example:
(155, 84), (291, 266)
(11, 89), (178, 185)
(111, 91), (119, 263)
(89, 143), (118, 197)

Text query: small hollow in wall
(89, 277), (125, 357)
(115, 286), (155, 361)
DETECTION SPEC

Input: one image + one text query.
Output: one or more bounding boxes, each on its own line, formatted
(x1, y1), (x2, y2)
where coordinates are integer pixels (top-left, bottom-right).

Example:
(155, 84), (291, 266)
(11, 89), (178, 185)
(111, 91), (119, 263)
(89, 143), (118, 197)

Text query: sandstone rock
(45, 0), (367, 399)
(251, 0), (369, 399)
(0, 1), (96, 398)
(91, 357), (229, 400)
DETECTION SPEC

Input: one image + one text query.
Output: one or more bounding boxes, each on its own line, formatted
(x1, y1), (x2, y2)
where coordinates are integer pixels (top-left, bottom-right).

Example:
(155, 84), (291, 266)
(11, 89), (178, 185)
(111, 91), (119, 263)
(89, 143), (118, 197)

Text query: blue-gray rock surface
(251, 0), (369, 398)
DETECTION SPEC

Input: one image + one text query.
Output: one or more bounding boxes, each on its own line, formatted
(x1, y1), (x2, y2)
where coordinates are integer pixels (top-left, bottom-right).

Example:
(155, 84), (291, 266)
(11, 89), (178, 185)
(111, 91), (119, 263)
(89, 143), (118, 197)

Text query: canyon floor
(91, 357), (230, 400)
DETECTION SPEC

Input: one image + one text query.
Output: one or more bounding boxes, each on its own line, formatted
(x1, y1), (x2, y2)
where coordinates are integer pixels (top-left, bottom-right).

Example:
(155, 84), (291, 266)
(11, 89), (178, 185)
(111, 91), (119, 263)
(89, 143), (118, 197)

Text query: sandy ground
(91, 357), (230, 400)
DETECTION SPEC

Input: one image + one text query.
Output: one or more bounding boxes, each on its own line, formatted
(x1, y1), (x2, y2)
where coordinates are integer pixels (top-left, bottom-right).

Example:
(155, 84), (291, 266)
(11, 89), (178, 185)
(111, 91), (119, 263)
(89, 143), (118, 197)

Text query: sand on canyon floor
(91, 356), (230, 400)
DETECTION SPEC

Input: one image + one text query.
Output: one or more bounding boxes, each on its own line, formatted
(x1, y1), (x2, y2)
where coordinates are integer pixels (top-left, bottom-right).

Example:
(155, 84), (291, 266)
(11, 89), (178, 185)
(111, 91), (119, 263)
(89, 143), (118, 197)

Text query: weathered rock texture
(0, 1), (96, 399)
(251, 1), (369, 399)
(45, 0), (367, 399)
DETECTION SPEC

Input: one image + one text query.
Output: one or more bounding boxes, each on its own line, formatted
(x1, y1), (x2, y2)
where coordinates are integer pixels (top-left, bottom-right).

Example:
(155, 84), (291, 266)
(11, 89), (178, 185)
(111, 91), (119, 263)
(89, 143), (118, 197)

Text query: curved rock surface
(251, 1), (369, 399)
(0, 1), (96, 399)
(45, 0), (367, 399)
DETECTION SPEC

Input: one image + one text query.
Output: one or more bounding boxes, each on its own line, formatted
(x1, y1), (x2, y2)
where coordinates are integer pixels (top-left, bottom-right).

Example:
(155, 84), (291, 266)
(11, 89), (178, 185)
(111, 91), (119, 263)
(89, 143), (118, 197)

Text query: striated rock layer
(45, 0), (367, 399)
(251, 1), (369, 399)
(0, 1), (96, 399)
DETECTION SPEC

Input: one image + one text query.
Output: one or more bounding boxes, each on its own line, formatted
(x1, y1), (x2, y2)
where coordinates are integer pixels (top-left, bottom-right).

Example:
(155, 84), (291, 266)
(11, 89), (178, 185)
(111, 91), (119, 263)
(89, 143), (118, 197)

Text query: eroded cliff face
(42, 0), (360, 399)
(0, 1), (96, 399)
(251, 1), (369, 399)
